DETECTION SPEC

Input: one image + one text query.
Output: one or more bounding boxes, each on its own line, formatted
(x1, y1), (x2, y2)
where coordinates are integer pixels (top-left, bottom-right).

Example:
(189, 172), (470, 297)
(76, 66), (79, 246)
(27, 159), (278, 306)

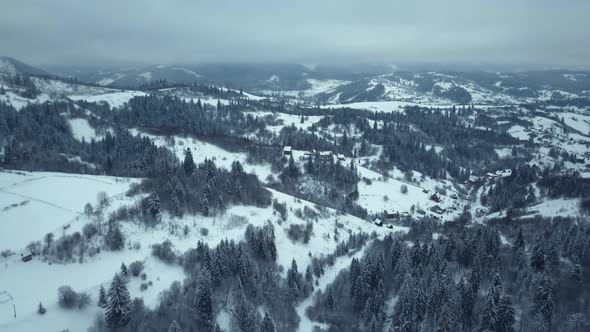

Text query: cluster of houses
(465, 168), (513, 184)
(283, 146), (346, 162)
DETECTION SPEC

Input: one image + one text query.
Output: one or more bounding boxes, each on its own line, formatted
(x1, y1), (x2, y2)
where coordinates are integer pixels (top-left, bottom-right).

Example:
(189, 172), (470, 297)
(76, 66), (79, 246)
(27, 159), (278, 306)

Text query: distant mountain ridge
(0, 56), (52, 76)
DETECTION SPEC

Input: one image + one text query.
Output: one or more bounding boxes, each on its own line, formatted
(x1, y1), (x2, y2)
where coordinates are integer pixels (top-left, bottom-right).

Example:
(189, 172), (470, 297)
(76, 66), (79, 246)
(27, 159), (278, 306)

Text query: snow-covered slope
(0, 168), (406, 332)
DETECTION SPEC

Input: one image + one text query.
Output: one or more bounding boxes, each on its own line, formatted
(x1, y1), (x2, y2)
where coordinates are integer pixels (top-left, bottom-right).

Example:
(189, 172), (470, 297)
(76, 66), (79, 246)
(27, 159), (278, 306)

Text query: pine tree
(532, 274), (554, 328)
(437, 300), (457, 332)
(260, 312), (276, 332)
(201, 195), (209, 216)
(168, 319), (181, 332)
(147, 191), (161, 223)
(496, 295), (515, 332)
(392, 276), (413, 331)
(233, 282), (257, 332)
(194, 270), (213, 331)
(106, 273), (131, 328)
(98, 285), (108, 308)
(105, 223), (125, 251)
(326, 285), (335, 310)
(287, 259), (300, 300)
(479, 282), (499, 331)
(120, 262), (128, 277)
(514, 227), (525, 251)
(183, 148), (195, 175)
(530, 236), (545, 271)
(37, 302), (46, 315)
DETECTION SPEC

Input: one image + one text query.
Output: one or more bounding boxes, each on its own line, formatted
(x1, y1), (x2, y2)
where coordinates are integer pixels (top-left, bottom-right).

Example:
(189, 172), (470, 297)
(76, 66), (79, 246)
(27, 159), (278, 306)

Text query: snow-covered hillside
(0, 168), (406, 332)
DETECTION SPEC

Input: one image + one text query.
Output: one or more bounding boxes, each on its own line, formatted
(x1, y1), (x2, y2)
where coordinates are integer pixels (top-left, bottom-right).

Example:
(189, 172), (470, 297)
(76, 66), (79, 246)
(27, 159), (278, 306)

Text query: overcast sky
(1, 0), (589, 68)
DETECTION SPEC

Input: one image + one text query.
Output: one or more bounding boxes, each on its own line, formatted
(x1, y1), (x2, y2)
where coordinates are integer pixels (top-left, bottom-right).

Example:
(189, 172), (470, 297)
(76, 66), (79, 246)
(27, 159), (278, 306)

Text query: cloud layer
(1, 0), (589, 68)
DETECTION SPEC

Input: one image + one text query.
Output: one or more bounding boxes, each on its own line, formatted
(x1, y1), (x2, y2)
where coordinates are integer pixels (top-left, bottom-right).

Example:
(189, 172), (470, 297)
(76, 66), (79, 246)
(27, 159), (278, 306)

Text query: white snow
(0, 170), (139, 250)
(68, 118), (102, 142)
(558, 112), (590, 135)
(507, 125), (530, 141)
(69, 90), (148, 109)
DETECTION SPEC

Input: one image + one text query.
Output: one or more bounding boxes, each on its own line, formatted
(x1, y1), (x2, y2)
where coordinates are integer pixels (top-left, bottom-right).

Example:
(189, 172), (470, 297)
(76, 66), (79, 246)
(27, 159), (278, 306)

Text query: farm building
(282, 146), (293, 156)
(373, 218), (383, 226)
(429, 193), (442, 203)
(430, 205), (446, 214)
(20, 249), (33, 262)
(319, 151), (333, 161)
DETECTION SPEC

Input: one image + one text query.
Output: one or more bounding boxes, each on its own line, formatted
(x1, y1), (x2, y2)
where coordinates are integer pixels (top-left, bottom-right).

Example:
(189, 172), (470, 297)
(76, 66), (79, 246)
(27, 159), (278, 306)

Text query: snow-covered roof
(283, 146), (292, 152)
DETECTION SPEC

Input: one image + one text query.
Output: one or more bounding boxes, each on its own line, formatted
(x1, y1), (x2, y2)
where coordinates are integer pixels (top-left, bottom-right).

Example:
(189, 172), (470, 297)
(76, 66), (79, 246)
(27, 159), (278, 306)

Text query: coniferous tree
(147, 191), (161, 223)
(168, 319), (181, 332)
(201, 195), (209, 216)
(120, 262), (128, 278)
(287, 259), (301, 300)
(326, 285), (335, 310)
(37, 302), (46, 315)
(496, 295), (515, 332)
(194, 270), (214, 331)
(183, 148), (195, 175)
(532, 274), (554, 328)
(530, 236), (545, 272)
(260, 312), (277, 332)
(392, 275), (413, 332)
(479, 281), (499, 331)
(232, 282), (257, 332)
(105, 223), (125, 251)
(106, 273), (131, 328)
(98, 285), (108, 308)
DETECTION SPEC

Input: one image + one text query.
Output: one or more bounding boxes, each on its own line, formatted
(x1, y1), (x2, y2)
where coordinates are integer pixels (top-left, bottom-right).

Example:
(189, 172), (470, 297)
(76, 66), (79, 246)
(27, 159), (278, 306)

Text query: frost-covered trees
(168, 320), (181, 332)
(183, 148), (195, 175)
(194, 270), (213, 331)
(532, 274), (554, 329)
(260, 312), (277, 332)
(232, 282), (258, 332)
(287, 259), (301, 300)
(106, 273), (131, 328)
(496, 295), (515, 332)
(120, 262), (128, 278)
(57, 286), (90, 310)
(98, 285), (108, 308)
(147, 191), (161, 224)
(105, 223), (125, 251)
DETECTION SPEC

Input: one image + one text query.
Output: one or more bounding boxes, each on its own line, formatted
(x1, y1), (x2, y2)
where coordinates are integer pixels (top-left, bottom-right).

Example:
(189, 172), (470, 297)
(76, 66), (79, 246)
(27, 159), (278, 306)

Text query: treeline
(0, 100), (271, 217)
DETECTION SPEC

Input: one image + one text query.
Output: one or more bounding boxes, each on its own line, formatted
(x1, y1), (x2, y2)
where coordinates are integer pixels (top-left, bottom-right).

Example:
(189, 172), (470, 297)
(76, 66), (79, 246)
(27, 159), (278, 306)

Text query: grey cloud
(1, 0), (589, 68)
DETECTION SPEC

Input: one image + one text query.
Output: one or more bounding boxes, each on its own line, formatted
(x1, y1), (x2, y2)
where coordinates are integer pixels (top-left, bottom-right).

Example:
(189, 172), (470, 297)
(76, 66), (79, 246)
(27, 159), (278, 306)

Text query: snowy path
(295, 243), (371, 331)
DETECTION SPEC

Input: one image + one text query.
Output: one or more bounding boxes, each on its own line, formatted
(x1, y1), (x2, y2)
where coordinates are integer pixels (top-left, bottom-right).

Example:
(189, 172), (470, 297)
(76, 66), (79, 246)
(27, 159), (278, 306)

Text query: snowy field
(68, 118), (105, 142)
(507, 125), (530, 141)
(0, 170), (139, 250)
(558, 112), (590, 135)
